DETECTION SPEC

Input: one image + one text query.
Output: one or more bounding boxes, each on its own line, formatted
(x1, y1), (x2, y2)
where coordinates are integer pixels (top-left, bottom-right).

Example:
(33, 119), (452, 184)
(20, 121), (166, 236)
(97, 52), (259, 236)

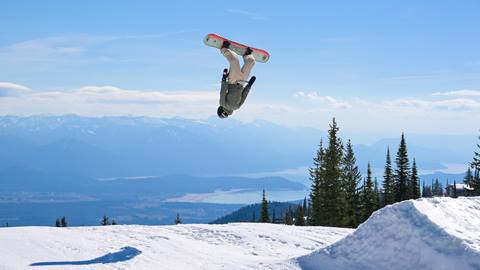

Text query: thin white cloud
(226, 9), (268, 21)
(432, 89), (480, 97)
(294, 91), (352, 109)
(0, 85), (218, 118)
(384, 98), (480, 111)
(0, 82), (30, 97)
(0, 31), (191, 64)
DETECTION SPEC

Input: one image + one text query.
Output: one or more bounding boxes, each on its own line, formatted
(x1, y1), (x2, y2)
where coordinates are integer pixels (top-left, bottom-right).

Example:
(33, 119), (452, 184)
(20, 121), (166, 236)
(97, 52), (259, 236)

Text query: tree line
(55, 215), (118, 227)
(307, 118), (422, 228)
(255, 119), (480, 228)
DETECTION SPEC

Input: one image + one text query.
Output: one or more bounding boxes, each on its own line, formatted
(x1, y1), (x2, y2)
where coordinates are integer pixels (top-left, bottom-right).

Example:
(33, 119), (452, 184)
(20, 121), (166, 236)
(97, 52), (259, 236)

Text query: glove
(222, 68), (229, 82)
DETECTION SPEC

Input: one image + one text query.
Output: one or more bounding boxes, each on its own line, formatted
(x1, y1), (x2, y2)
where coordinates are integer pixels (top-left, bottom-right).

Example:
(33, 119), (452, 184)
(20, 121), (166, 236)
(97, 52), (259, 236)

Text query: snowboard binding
(221, 40), (231, 49)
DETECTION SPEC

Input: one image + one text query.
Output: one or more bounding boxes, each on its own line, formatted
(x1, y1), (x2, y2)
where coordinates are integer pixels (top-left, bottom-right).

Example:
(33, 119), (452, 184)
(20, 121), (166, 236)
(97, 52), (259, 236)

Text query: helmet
(217, 106), (228, 119)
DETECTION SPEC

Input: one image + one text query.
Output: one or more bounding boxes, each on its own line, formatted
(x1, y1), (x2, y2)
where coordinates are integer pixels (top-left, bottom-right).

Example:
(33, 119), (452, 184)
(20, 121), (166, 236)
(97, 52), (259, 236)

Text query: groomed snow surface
(0, 197), (479, 270)
(0, 223), (351, 269)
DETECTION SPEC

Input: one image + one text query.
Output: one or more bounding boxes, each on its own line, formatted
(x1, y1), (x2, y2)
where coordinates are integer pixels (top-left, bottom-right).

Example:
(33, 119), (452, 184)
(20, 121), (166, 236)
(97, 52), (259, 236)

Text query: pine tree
(470, 134), (480, 195)
(374, 177), (381, 210)
(382, 147), (395, 206)
(101, 215), (110, 226)
(272, 208), (276, 224)
(361, 162), (376, 222)
(284, 207), (293, 225)
(411, 158), (420, 199)
(251, 211), (256, 223)
(302, 197), (308, 222)
(309, 140), (325, 226)
(319, 118), (345, 227)
(295, 205), (305, 226)
(422, 182), (433, 198)
(175, 213), (182, 225)
(395, 133), (411, 202)
(452, 180), (458, 198)
(473, 134), (480, 171)
(472, 172), (480, 196)
(111, 219), (118, 225)
(260, 189), (269, 223)
(60, 216), (67, 227)
(342, 139), (362, 228)
(433, 179), (443, 196)
(464, 167), (473, 186)
(55, 218), (61, 227)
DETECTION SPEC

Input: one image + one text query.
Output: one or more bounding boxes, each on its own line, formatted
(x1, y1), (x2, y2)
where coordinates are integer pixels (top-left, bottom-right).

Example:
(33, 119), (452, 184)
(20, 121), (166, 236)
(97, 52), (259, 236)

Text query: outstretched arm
(219, 69), (229, 107)
(238, 76), (256, 107)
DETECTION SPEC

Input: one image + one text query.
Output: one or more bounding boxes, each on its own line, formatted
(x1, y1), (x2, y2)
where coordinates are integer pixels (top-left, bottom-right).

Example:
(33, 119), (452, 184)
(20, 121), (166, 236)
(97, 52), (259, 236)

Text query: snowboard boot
(221, 40), (231, 49)
(244, 47), (253, 56)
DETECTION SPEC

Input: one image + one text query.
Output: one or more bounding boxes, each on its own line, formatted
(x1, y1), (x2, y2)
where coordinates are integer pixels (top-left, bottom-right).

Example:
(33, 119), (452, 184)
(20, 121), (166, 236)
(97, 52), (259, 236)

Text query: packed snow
(0, 223), (351, 269)
(298, 197), (480, 270)
(1, 197), (479, 270)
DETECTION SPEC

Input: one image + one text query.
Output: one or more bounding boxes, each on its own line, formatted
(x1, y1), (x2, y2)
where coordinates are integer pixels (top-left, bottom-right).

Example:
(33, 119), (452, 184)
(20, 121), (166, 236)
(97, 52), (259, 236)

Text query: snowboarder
(217, 40), (256, 119)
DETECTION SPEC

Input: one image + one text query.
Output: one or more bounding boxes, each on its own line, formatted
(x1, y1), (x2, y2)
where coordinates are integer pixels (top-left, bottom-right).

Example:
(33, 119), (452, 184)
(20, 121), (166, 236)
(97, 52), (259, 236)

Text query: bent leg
(241, 54), (256, 80)
(221, 48), (242, 83)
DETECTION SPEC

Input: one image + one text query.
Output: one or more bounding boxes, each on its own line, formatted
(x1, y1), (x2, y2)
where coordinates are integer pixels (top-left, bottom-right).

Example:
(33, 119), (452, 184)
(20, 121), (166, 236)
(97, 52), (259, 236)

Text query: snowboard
(204, 33), (270, 63)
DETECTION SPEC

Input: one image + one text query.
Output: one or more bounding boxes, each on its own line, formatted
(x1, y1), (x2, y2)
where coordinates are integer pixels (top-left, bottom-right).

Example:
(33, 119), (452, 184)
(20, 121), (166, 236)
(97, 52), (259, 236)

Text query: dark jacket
(219, 80), (252, 115)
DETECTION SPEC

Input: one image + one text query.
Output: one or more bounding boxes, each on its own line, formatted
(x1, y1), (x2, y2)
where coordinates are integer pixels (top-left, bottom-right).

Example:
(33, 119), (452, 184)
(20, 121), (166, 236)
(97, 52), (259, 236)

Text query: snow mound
(298, 197), (480, 270)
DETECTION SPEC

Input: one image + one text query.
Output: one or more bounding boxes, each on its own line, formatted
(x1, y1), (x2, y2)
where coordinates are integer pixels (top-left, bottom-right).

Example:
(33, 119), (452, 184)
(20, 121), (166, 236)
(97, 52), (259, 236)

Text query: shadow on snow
(30, 246), (141, 266)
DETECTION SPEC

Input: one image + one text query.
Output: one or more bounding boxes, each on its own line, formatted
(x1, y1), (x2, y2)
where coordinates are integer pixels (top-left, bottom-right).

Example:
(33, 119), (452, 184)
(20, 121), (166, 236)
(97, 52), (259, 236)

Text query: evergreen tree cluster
(469, 134), (480, 195)
(55, 216), (68, 227)
(100, 215), (117, 226)
(175, 213), (182, 225)
(307, 119), (422, 228)
(422, 179), (444, 198)
(308, 119), (384, 228)
(386, 133), (421, 202)
(281, 198), (308, 226)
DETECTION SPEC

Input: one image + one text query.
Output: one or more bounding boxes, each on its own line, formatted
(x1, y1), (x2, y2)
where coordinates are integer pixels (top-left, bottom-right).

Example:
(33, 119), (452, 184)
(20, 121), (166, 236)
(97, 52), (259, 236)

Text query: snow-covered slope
(298, 197), (480, 270)
(0, 223), (351, 270)
(2, 197), (479, 270)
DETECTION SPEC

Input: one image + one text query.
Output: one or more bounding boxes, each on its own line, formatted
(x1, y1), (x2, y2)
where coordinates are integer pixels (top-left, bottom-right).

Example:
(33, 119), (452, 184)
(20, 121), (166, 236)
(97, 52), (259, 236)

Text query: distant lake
(166, 189), (310, 204)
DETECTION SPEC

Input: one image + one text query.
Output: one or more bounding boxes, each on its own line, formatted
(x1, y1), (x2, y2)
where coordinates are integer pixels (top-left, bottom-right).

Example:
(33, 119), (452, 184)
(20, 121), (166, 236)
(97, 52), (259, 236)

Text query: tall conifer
(382, 147), (395, 206)
(309, 140), (324, 226)
(471, 134), (480, 195)
(395, 133), (410, 202)
(342, 139), (362, 228)
(362, 163), (376, 222)
(260, 189), (269, 223)
(411, 158), (420, 199)
(320, 118), (345, 227)
(295, 205), (305, 226)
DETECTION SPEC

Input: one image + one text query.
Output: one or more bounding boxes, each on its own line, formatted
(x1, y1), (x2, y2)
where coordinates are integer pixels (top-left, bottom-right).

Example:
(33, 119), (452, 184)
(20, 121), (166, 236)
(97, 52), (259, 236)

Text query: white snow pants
(221, 48), (255, 85)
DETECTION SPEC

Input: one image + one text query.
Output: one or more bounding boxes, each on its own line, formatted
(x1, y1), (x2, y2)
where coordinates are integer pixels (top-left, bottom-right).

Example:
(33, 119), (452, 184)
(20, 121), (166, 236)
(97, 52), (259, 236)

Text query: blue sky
(1, 1), (480, 135)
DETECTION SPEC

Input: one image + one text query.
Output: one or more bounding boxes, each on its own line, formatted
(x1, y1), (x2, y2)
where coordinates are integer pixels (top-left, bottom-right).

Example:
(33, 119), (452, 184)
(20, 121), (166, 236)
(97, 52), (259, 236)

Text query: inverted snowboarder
(216, 41), (256, 118)
(203, 34), (270, 118)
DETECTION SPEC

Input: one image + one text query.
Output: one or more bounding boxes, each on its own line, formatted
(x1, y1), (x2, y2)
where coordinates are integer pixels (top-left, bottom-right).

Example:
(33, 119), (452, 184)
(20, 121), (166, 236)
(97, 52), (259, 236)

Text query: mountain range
(0, 115), (475, 179)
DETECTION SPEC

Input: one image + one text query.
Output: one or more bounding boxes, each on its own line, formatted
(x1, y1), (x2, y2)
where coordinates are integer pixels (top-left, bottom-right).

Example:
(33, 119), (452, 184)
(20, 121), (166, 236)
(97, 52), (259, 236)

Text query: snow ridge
(298, 197), (480, 270)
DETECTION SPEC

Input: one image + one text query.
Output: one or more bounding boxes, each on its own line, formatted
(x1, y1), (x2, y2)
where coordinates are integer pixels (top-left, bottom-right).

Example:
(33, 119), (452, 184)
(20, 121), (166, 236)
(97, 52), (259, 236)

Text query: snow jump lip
(297, 197), (480, 270)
